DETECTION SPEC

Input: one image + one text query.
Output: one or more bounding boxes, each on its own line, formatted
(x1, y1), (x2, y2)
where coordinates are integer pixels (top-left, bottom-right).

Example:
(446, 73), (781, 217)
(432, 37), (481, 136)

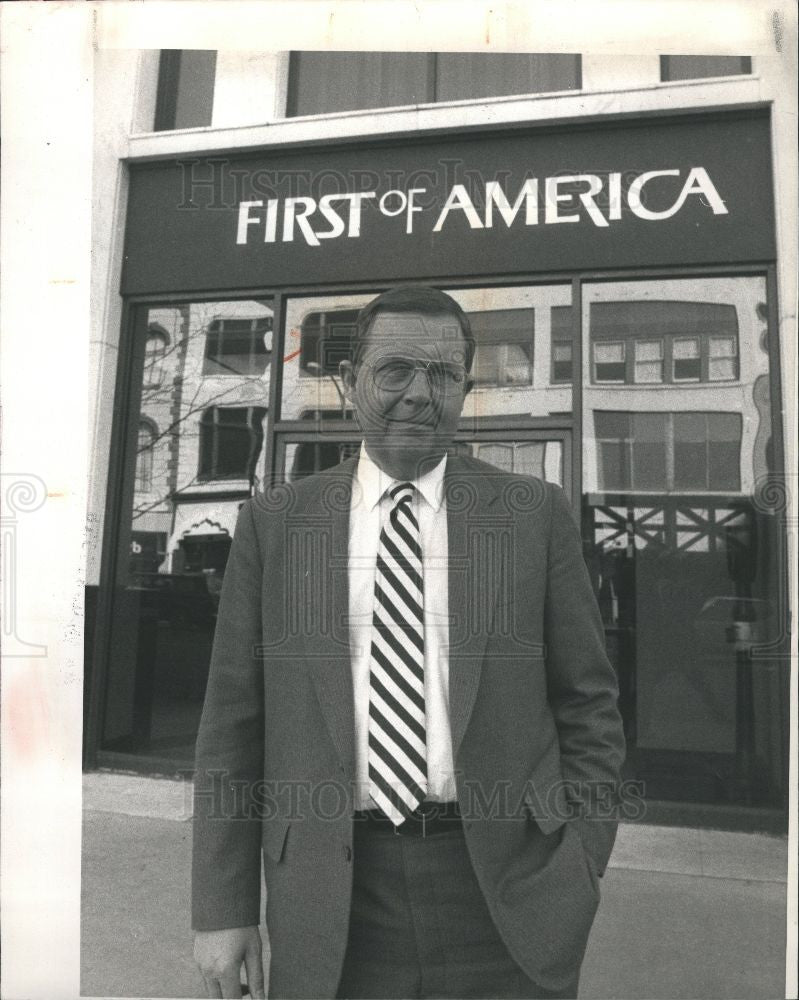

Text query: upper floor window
(144, 327), (169, 387)
(590, 300), (739, 385)
(198, 406), (267, 481)
(154, 50), (217, 131)
(287, 52), (581, 116)
(470, 309), (534, 388)
(298, 310), (359, 377)
(203, 317), (273, 376)
(660, 55), (751, 81)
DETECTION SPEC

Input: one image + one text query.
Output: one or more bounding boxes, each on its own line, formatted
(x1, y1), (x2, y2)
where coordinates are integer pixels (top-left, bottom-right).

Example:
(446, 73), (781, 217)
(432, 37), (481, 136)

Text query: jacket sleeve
(543, 482), (626, 876)
(192, 498), (265, 930)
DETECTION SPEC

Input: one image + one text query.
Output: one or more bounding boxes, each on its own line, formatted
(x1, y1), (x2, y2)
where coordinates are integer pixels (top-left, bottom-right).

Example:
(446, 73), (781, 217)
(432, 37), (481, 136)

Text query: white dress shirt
(348, 443), (457, 810)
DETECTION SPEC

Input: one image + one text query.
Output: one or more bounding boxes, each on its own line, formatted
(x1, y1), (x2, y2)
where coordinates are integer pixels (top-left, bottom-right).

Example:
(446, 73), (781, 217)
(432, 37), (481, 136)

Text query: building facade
(85, 48), (796, 831)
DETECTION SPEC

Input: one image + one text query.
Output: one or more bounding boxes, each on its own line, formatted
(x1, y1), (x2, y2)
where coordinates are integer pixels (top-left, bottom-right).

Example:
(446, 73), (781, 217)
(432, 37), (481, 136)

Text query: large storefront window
(582, 277), (785, 807)
(100, 298), (272, 762)
(280, 286), (572, 422)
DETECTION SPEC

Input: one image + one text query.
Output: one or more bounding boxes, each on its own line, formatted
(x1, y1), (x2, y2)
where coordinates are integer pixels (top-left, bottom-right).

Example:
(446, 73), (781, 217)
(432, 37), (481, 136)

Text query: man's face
(340, 309), (472, 476)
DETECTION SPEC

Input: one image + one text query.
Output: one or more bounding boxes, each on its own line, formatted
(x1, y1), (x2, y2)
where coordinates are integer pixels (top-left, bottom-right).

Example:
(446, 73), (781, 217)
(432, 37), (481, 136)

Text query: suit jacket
(192, 453), (626, 998)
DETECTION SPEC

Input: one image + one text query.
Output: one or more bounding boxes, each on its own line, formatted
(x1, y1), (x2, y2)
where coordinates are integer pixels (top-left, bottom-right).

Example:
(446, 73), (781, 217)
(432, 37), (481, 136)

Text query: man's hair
(353, 284), (476, 373)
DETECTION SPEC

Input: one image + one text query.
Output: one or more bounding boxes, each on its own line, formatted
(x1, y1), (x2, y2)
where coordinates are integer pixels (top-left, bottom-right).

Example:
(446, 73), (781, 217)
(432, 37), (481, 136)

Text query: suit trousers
(334, 820), (580, 1000)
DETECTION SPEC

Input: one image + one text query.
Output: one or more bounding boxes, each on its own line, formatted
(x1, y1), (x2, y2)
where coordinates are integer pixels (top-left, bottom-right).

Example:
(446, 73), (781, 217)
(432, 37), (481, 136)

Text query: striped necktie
(368, 481), (428, 824)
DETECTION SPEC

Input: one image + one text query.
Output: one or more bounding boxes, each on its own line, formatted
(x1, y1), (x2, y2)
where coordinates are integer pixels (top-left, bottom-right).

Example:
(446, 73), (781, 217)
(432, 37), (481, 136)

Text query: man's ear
(339, 360), (356, 402)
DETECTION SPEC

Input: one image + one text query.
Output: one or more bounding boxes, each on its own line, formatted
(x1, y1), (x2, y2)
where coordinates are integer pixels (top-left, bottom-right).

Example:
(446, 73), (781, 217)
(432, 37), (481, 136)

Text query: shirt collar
(356, 442), (447, 513)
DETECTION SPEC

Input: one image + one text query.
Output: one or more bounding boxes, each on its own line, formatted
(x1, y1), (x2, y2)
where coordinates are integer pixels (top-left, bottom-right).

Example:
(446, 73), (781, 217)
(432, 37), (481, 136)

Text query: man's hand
(194, 926), (266, 999)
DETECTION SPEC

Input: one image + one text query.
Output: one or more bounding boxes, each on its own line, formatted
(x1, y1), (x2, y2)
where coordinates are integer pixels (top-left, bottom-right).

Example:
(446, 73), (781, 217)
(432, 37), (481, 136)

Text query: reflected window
(284, 440), (361, 481)
(199, 406), (267, 481)
(594, 341), (626, 383)
(590, 300), (739, 385)
(282, 294), (373, 421)
(709, 336), (738, 381)
(135, 421), (157, 493)
(298, 310), (359, 376)
(203, 317), (272, 376)
(470, 309), (534, 387)
(672, 338), (701, 382)
(144, 328), (169, 387)
(594, 411), (741, 492)
(469, 440), (562, 483)
(634, 340), (664, 384)
(449, 286), (572, 420)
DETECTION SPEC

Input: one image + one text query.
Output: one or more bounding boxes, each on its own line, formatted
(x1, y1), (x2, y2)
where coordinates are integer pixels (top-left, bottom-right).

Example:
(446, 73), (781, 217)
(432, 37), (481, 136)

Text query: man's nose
(401, 366), (434, 403)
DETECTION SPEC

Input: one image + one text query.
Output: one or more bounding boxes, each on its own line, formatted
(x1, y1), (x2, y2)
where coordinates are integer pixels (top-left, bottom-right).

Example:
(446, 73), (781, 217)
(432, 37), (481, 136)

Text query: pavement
(81, 772), (789, 1000)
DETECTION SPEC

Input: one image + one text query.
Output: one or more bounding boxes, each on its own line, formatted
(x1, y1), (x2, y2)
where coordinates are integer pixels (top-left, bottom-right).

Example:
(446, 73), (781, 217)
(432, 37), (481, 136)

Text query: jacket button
(344, 845), (353, 862)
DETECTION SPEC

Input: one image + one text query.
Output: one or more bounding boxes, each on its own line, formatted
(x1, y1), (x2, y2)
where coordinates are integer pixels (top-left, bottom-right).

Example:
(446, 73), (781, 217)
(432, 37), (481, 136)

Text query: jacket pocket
(262, 817), (291, 863)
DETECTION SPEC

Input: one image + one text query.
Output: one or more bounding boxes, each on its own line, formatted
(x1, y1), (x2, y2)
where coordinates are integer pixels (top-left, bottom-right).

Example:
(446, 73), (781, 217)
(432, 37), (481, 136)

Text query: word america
(235, 168), (727, 247)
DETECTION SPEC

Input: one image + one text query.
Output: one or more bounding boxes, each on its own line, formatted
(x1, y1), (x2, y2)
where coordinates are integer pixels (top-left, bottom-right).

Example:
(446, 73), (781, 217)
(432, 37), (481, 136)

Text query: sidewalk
(81, 772), (788, 999)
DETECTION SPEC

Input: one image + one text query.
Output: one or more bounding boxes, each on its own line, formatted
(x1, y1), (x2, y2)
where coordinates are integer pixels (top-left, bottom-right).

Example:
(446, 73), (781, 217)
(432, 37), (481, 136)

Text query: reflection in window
(550, 306), (574, 384)
(581, 277), (782, 811)
(470, 309), (534, 387)
(634, 340), (664, 384)
(281, 294), (373, 421)
(673, 412), (741, 491)
(594, 411), (741, 492)
(456, 439), (563, 484)
(199, 406), (267, 481)
(672, 338), (701, 382)
(594, 341), (626, 383)
(135, 421), (157, 493)
(203, 317), (272, 376)
(298, 310), (359, 376)
(284, 440), (361, 481)
(144, 328), (169, 387)
(590, 300), (739, 385)
(709, 336), (738, 381)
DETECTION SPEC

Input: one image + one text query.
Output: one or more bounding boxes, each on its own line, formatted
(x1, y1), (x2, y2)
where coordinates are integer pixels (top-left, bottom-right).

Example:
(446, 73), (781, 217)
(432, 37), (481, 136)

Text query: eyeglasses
(365, 357), (469, 396)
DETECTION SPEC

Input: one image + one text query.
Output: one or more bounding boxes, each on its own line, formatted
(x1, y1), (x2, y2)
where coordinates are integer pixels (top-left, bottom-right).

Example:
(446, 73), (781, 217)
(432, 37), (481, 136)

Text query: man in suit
(193, 285), (626, 999)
